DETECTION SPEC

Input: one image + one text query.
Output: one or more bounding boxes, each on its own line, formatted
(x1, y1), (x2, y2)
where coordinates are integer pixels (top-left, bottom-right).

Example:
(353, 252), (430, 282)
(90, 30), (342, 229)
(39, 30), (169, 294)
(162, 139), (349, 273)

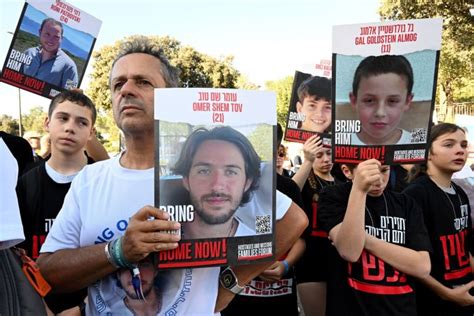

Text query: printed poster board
(332, 18), (442, 164)
(314, 59), (332, 78)
(154, 88), (276, 268)
(1, 0), (101, 98)
(284, 70), (332, 146)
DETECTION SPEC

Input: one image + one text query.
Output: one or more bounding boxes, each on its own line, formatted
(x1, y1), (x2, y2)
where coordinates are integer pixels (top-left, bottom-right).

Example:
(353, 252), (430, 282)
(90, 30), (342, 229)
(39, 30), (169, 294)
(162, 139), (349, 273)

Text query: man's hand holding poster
(332, 18), (442, 164)
(1, 0), (101, 98)
(154, 88), (276, 268)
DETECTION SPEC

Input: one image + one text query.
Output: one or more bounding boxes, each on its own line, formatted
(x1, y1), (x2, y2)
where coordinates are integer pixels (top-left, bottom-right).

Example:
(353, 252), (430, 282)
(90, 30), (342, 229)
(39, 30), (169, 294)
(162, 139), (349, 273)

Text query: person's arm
(418, 275), (474, 306)
(364, 233), (430, 278)
(470, 254), (474, 273)
(37, 243), (115, 293)
(37, 206), (180, 293)
(329, 159), (382, 262)
(420, 253), (474, 306)
(215, 201), (308, 312)
(259, 238), (305, 282)
(292, 135), (321, 190)
(85, 130), (109, 162)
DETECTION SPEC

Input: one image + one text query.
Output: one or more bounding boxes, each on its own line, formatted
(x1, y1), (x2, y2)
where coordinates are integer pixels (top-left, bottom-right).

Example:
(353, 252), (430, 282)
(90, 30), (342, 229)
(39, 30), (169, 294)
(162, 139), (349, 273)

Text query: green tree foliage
(94, 107), (121, 153)
(265, 75), (294, 128)
(235, 75), (260, 90)
(22, 105), (47, 135)
(0, 114), (20, 135)
(247, 124), (273, 161)
(87, 35), (241, 152)
(379, 0), (474, 122)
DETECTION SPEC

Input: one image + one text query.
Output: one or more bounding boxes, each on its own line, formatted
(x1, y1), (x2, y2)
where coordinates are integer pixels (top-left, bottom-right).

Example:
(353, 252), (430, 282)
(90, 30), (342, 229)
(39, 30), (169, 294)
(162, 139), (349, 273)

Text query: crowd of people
(1, 36), (474, 316)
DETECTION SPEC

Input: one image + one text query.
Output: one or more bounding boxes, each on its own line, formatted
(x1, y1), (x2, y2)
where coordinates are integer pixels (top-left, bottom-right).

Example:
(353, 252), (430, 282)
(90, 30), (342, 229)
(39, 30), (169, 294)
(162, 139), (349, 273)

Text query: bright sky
(0, 0), (381, 118)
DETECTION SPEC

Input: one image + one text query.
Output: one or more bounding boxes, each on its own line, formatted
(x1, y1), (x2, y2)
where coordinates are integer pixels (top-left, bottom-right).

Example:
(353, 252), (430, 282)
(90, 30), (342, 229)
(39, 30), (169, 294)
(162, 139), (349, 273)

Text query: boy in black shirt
(16, 90), (97, 314)
(318, 159), (431, 315)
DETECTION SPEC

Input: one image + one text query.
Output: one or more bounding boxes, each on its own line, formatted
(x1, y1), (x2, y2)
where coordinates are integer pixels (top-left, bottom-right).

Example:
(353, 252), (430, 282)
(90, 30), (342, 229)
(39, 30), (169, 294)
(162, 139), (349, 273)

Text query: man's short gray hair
(110, 36), (180, 88)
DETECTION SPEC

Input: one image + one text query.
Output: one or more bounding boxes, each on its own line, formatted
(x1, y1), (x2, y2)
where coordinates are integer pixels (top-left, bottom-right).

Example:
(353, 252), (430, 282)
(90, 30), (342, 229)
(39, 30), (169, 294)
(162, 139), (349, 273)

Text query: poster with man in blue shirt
(22, 18), (78, 90)
(0, 0), (101, 99)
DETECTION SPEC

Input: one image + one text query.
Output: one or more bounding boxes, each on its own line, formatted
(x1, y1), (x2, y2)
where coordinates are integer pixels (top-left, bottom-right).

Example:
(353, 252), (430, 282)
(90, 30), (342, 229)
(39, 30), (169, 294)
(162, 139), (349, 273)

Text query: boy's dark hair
(48, 90), (97, 124)
(408, 123), (465, 182)
(173, 126), (261, 204)
(297, 76), (331, 104)
(40, 18), (63, 36)
(352, 55), (414, 97)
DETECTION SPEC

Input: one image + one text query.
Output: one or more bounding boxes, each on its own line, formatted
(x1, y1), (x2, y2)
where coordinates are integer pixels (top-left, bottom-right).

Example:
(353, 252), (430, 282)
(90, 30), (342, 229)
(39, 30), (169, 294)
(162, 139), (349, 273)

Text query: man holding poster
(173, 126), (260, 239)
(21, 18), (78, 89)
(36, 36), (307, 315)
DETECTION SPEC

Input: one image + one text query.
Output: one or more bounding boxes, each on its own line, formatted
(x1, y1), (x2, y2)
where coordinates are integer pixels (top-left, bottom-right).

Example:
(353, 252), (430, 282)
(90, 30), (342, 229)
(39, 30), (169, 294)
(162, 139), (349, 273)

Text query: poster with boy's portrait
(332, 18), (442, 164)
(284, 70), (332, 146)
(154, 88), (276, 268)
(0, 0), (101, 98)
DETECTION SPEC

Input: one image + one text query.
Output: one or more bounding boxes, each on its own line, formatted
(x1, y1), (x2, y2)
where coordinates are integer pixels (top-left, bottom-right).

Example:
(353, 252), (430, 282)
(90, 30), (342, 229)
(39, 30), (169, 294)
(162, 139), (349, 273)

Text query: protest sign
(1, 0), (101, 98)
(332, 18), (442, 164)
(155, 88), (276, 268)
(284, 70), (332, 146)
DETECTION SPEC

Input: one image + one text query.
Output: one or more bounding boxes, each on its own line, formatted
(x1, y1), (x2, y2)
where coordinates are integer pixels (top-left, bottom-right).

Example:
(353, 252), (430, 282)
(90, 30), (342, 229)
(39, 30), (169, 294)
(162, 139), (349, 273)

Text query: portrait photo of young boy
(349, 55), (415, 146)
(285, 71), (332, 144)
(332, 19), (442, 164)
(296, 75), (332, 134)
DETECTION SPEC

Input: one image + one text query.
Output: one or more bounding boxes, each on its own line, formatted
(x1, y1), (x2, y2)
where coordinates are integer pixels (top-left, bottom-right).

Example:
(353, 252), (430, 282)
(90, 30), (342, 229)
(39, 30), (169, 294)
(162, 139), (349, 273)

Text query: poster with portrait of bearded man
(154, 88), (277, 268)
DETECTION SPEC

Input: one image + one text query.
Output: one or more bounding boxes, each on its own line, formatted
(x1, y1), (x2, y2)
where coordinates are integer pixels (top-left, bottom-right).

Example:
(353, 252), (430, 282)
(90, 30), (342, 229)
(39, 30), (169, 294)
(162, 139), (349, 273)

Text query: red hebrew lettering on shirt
(439, 230), (471, 281)
(311, 201), (327, 237)
(347, 250), (412, 295)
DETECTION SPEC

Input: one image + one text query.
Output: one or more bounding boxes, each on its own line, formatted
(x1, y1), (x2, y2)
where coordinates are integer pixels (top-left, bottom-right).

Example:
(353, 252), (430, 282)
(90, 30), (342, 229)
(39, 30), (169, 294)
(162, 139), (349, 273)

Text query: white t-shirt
(236, 161), (289, 229)
(235, 216), (256, 236)
(350, 129), (414, 145)
(0, 138), (25, 249)
(41, 154), (292, 315)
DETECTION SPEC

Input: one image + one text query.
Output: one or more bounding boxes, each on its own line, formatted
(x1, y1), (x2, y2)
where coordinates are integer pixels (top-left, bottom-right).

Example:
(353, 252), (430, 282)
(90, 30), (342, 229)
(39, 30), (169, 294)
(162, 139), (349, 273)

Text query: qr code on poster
(256, 215), (271, 234)
(410, 128), (427, 143)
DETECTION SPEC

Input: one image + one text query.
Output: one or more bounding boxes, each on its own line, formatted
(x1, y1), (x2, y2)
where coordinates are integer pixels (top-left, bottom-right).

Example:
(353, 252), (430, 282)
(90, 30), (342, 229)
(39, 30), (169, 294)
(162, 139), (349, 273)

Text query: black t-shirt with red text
(404, 175), (474, 316)
(301, 172), (343, 239)
(318, 182), (431, 316)
(296, 173), (342, 283)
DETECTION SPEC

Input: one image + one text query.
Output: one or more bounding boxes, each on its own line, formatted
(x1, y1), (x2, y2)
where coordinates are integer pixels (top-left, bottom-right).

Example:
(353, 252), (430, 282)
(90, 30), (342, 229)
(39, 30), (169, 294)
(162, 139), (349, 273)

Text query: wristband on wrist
(111, 238), (123, 267)
(118, 237), (136, 269)
(111, 237), (135, 269)
(104, 241), (120, 269)
(282, 260), (290, 275)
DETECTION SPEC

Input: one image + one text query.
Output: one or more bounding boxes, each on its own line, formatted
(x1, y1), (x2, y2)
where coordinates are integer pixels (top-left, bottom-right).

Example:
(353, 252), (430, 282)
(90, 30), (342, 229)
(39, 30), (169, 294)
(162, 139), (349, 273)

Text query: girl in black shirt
(404, 123), (474, 315)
